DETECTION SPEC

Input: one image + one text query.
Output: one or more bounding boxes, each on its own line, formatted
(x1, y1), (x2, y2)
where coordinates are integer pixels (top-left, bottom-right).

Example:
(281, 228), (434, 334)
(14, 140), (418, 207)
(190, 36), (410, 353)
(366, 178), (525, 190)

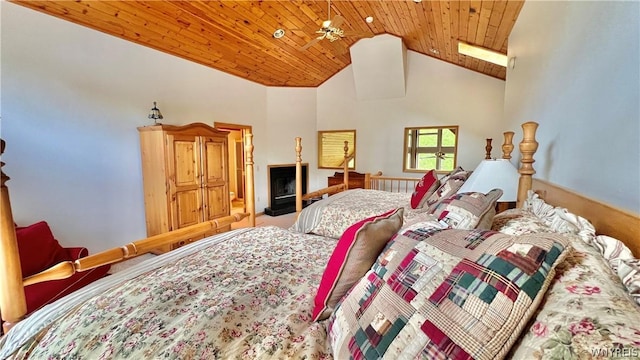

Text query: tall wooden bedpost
(502, 131), (515, 159)
(244, 133), (256, 227)
(485, 138), (493, 159)
(343, 141), (349, 190)
(517, 122), (539, 207)
(295, 137), (303, 213)
(0, 139), (27, 333)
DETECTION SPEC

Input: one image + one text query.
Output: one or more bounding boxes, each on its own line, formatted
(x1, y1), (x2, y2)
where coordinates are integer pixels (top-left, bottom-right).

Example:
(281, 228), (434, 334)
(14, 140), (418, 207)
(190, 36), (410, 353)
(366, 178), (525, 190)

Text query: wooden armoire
(138, 123), (230, 253)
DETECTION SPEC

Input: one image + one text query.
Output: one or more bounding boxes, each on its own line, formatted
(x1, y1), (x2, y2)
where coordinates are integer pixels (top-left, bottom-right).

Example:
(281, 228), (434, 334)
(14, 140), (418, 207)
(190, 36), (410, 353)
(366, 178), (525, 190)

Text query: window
(403, 126), (458, 173)
(317, 130), (356, 169)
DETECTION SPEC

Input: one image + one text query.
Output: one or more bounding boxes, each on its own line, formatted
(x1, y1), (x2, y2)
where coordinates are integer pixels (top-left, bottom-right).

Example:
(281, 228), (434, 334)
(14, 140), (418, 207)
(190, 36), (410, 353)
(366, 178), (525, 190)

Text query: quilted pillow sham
(429, 189), (503, 230)
(328, 226), (571, 360)
(423, 167), (471, 209)
(311, 208), (404, 321)
(410, 169), (439, 209)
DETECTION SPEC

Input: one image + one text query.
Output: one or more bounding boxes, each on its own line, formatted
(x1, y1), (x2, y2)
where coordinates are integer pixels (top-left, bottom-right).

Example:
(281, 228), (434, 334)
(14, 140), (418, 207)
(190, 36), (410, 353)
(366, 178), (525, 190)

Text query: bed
(290, 132), (516, 239)
(1, 124), (639, 359)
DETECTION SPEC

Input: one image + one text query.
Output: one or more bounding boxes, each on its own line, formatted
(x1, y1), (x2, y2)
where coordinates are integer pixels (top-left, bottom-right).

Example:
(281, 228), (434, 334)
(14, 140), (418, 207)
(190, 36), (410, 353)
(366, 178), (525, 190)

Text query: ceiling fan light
(273, 29), (285, 39)
(322, 19), (332, 28)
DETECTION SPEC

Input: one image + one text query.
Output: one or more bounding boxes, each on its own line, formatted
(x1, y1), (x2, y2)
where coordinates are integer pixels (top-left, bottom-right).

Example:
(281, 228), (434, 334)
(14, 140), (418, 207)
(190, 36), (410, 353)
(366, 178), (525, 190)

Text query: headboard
(531, 179), (640, 257)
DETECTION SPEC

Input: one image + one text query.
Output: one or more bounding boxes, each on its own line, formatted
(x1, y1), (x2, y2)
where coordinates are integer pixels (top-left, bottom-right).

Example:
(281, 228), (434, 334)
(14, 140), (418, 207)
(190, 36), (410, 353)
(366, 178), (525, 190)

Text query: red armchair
(14, 221), (111, 316)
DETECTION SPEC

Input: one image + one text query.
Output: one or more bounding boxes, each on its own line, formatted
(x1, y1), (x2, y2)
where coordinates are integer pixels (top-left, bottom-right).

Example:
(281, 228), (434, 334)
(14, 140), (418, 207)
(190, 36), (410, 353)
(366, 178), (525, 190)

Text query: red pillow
(312, 208), (404, 321)
(410, 169), (439, 209)
(15, 221), (69, 277)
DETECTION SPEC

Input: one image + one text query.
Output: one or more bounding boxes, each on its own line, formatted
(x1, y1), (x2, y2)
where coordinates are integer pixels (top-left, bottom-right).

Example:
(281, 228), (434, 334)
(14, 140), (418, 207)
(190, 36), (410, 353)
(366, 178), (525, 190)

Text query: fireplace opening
(265, 163), (308, 216)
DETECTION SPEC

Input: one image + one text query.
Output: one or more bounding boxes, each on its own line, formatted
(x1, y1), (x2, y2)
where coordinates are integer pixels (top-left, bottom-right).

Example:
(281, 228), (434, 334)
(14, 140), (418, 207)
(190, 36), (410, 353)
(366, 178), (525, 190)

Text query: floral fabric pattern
(3, 226), (334, 360)
(291, 189), (431, 238)
(493, 212), (640, 359)
(491, 208), (555, 235)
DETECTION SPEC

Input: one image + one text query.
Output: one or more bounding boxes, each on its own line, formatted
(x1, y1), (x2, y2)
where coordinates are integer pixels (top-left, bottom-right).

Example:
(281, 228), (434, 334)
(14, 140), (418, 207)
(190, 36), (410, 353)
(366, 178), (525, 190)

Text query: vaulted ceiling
(11, 1), (524, 87)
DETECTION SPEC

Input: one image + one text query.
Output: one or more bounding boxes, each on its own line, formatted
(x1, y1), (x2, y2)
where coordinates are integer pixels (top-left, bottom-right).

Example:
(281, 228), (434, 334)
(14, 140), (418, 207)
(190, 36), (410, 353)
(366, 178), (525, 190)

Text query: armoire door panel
(171, 137), (201, 188)
(205, 185), (227, 219)
(174, 189), (202, 229)
(203, 137), (227, 183)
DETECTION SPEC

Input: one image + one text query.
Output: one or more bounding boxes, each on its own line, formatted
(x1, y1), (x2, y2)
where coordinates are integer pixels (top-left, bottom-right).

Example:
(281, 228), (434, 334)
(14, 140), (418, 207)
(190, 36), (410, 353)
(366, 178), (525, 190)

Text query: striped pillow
(311, 208), (404, 321)
(423, 167), (471, 209)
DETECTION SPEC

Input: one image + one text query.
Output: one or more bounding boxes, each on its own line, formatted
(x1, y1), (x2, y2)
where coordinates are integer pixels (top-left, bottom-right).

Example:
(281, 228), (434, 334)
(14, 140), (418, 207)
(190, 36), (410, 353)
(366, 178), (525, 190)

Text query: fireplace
(265, 163), (308, 216)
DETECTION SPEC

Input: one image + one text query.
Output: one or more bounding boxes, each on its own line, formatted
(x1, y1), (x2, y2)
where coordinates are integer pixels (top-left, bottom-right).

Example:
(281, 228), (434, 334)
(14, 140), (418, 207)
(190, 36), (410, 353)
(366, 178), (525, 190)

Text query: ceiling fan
(298, 0), (370, 52)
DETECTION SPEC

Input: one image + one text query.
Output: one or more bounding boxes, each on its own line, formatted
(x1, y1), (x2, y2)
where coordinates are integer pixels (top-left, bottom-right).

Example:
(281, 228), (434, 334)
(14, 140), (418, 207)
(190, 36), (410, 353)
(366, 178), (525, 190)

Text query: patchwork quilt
(329, 227), (572, 360)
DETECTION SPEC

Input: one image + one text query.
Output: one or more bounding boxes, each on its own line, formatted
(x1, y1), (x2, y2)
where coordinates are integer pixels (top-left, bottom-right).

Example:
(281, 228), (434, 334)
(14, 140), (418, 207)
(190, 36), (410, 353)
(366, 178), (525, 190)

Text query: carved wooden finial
(343, 141), (350, 189)
(1, 139), (8, 188)
(519, 122), (539, 176)
(485, 138), (493, 159)
(295, 137), (303, 213)
(517, 122), (539, 207)
(244, 133), (254, 165)
(502, 131), (515, 159)
(243, 133), (255, 227)
(295, 137), (302, 163)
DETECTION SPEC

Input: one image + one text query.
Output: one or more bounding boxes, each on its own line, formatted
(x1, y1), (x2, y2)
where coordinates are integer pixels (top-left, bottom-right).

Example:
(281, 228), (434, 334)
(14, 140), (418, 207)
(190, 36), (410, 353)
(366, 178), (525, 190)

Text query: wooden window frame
(403, 126), (459, 174)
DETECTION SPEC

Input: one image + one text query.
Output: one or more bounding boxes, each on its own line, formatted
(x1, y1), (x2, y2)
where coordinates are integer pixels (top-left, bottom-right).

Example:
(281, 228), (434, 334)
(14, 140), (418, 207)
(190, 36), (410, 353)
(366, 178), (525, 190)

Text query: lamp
(457, 158), (519, 202)
(148, 101), (163, 124)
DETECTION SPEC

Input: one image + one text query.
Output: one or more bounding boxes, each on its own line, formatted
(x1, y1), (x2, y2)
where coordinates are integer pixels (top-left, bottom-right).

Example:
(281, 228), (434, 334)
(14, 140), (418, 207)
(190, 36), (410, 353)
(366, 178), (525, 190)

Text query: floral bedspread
(0, 226), (334, 360)
(3, 207), (638, 360)
(290, 189), (431, 238)
(494, 210), (640, 359)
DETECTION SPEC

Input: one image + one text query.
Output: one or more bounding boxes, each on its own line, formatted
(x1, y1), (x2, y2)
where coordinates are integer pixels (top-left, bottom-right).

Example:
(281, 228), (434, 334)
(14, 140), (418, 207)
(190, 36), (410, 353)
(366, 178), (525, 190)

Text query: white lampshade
(457, 159), (519, 201)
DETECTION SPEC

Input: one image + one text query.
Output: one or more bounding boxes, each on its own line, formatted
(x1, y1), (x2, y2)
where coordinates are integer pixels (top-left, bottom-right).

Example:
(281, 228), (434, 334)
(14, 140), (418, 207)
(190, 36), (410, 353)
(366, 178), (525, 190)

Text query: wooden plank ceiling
(11, 1), (524, 87)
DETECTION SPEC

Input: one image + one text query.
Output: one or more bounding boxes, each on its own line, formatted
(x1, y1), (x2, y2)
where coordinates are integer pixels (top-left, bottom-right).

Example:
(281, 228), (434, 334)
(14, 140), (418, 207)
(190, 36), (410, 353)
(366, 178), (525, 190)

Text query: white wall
(504, 1), (640, 214)
(317, 50), (506, 181)
(1, 2), (273, 251)
(265, 87), (319, 196)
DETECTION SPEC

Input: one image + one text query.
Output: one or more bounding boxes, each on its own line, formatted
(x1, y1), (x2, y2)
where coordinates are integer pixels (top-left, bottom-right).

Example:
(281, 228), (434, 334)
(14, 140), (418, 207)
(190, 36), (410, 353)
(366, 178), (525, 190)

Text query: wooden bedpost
(517, 122), (539, 207)
(244, 133), (256, 227)
(343, 141), (349, 190)
(502, 131), (515, 159)
(0, 139), (28, 334)
(485, 138), (493, 159)
(295, 137), (303, 213)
